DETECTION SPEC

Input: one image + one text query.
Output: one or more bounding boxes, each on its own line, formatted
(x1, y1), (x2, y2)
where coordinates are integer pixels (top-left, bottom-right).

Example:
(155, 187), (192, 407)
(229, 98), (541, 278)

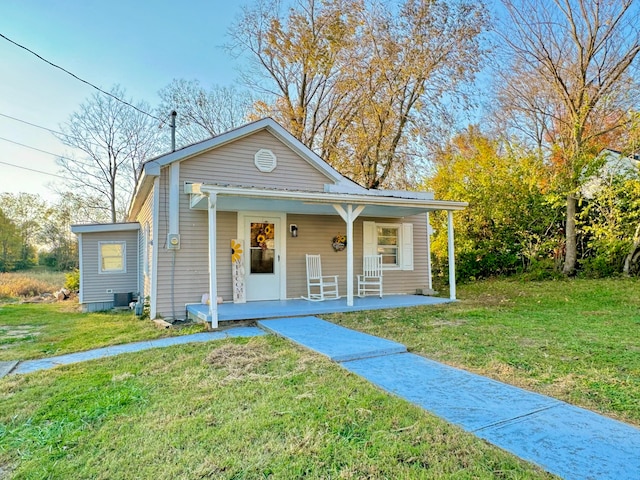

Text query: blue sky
(0, 0), (245, 201)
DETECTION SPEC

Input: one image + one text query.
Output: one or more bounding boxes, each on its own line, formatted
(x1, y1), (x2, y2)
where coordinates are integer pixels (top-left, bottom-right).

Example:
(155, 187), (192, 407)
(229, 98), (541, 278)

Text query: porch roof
(185, 182), (467, 217)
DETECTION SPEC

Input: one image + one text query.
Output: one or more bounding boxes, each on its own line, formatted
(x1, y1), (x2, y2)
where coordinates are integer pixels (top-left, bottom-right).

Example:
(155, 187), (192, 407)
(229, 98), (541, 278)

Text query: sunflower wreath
(332, 234), (347, 252)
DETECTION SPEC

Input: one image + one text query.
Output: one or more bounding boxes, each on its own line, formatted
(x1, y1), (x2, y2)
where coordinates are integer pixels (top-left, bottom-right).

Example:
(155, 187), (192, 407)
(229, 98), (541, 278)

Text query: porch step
(257, 316), (406, 362)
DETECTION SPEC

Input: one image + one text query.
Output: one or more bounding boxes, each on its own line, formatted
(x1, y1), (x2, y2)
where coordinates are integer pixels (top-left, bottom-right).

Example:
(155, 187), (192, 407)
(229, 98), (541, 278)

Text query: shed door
(244, 216), (282, 301)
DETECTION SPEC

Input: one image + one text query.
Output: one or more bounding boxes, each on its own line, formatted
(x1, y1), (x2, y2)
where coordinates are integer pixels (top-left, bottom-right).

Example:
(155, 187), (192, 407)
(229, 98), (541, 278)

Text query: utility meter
(167, 233), (181, 250)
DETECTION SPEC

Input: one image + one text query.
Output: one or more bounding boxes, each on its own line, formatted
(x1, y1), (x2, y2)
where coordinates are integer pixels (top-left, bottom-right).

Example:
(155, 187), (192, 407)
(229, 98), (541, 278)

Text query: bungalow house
(71, 118), (466, 328)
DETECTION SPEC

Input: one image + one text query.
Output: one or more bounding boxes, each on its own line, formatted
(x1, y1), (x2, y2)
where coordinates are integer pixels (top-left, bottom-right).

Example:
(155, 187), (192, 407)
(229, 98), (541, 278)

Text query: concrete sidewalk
(4, 316), (639, 479)
(6, 327), (266, 376)
(259, 316), (640, 480)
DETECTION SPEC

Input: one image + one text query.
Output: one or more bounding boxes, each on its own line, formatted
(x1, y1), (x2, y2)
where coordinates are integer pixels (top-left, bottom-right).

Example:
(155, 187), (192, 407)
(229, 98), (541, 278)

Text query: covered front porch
(186, 294), (453, 323)
(185, 182), (466, 328)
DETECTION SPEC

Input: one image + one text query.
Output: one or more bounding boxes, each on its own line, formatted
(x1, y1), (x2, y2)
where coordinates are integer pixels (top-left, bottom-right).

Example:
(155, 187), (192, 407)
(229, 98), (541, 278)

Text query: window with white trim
(99, 241), (126, 274)
(363, 221), (413, 270)
(377, 225), (400, 266)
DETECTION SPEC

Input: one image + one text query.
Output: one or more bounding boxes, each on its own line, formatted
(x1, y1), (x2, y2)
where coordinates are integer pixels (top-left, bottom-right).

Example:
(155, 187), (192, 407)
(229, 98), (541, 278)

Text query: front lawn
(0, 336), (555, 479)
(0, 277), (636, 478)
(0, 302), (207, 361)
(327, 277), (640, 426)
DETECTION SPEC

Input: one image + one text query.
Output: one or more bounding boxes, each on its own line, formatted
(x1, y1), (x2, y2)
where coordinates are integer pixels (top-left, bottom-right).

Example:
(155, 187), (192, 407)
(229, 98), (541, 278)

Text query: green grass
(0, 336), (555, 479)
(0, 302), (207, 361)
(1, 277), (637, 478)
(325, 277), (640, 426)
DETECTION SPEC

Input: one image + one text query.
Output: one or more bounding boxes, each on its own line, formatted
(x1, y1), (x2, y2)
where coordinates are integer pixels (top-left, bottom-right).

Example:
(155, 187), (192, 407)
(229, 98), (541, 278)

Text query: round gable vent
(254, 149), (277, 173)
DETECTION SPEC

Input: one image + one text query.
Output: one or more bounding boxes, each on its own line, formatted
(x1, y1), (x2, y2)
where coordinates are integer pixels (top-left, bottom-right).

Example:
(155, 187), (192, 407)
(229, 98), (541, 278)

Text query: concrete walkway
(4, 316), (639, 479)
(258, 316), (640, 480)
(6, 327), (266, 375)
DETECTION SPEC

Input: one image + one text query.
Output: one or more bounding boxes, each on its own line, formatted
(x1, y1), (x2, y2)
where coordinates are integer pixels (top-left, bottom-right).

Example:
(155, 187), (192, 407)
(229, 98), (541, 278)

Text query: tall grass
(0, 271), (66, 299)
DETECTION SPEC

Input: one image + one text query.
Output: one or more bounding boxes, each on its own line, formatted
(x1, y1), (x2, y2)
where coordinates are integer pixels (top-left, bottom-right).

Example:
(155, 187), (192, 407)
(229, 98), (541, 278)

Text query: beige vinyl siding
(135, 185), (155, 300)
(155, 167), (236, 318)
(153, 206), (428, 315)
(80, 230), (139, 303)
(180, 130), (331, 191)
(285, 214), (429, 298)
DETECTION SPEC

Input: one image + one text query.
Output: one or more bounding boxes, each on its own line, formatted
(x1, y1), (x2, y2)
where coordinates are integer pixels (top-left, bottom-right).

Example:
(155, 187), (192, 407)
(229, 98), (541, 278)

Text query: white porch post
(447, 210), (456, 300)
(426, 212), (433, 291)
(207, 193), (218, 328)
(333, 204), (365, 306)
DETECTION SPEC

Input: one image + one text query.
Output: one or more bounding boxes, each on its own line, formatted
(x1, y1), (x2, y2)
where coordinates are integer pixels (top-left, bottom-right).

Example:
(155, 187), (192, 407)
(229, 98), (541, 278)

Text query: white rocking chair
(304, 254), (339, 301)
(358, 255), (383, 298)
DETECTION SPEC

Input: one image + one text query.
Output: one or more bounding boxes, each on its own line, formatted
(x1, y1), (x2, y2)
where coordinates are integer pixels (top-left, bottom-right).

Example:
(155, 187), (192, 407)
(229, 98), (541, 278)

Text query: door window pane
(250, 223), (275, 274)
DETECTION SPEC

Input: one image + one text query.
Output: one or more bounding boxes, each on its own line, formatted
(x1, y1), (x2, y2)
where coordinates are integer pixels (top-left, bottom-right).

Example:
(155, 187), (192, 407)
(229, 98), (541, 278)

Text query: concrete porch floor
(186, 294), (453, 322)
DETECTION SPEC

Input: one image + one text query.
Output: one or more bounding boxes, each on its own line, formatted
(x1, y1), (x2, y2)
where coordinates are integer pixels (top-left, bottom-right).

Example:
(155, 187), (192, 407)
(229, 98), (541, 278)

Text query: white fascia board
(128, 162), (161, 220)
(71, 223), (140, 234)
(198, 184), (467, 211)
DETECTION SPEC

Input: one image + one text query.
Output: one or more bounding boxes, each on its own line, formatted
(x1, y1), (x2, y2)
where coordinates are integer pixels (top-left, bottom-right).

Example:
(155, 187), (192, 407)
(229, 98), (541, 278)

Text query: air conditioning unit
(114, 292), (133, 307)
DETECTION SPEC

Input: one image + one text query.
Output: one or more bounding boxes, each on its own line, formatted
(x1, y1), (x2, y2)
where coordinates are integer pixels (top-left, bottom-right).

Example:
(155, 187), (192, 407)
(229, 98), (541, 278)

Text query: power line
(0, 135), (79, 164)
(0, 32), (166, 124)
(0, 112), (66, 136)
(0, 112), (104, 149)
(0, 160), (67, 179)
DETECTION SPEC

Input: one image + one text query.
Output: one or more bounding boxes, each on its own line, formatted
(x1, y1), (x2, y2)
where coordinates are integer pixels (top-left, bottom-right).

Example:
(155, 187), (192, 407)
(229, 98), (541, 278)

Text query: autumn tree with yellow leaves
(230, 0), (489, 189)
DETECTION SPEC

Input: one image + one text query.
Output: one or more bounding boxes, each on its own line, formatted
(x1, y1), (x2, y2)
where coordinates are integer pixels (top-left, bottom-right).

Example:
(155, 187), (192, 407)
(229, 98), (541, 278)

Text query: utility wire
(0, 32), (166, 125)
(0, 112), (103, 149)
(0, 112), (66, 136)
(0, 160), (67, 179)
(0, 135), (80, 164)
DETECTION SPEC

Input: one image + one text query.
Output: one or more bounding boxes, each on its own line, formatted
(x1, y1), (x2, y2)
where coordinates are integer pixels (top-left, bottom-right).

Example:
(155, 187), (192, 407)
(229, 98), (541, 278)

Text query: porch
(186, 294), (453, 322)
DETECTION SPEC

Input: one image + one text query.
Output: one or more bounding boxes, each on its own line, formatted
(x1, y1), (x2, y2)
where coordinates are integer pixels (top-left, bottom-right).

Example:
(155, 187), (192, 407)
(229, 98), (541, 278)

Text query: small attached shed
(71, 222), (140, 312)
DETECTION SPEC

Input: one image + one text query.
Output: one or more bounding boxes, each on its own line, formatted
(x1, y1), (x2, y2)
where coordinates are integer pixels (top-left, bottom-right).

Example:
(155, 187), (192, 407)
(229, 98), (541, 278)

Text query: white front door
(244, 215), (283, 301)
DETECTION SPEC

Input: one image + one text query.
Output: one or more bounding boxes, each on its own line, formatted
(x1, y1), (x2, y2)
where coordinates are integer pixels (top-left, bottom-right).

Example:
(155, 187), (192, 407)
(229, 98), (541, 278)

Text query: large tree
(230, 0), (488, 188)
(0, 193), (47, 269)
(157, 79), (255, 147)
(494, 0), (640, 275)
(425, 126), (557, 279)
(0, 208), (21, 272)
(56, 85), (163, 222)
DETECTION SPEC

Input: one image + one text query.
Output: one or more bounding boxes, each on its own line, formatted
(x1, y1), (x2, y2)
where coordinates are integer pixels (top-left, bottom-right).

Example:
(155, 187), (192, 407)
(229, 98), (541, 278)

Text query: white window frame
(363, 221), (413, 271)
(376, 223), (402, 269)
(99, 241), (126, 274)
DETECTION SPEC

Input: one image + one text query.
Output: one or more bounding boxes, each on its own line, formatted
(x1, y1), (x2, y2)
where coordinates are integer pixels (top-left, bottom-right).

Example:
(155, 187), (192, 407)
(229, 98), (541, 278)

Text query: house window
(363, 221), (413, 271)
(377, 225), (400, 267)
(99, 242), (126, 274)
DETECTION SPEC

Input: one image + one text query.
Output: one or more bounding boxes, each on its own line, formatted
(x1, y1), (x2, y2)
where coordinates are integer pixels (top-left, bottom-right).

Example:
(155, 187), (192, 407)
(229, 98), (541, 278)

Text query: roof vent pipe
(170, 110), (177, 152)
